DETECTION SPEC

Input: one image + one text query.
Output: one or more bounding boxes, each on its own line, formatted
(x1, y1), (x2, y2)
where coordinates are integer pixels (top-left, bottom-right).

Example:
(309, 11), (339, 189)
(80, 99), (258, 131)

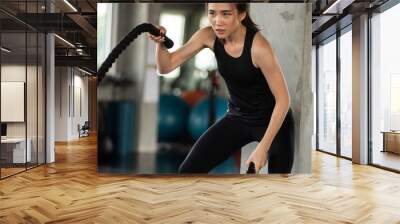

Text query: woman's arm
(246, 33), (290, 172)
(254, 33), (290, 150)
(150, 26), (214, 74)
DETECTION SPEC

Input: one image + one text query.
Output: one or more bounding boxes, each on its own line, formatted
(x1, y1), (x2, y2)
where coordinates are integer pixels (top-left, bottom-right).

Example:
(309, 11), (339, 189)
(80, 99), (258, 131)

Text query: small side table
(1, 138), (32, 163)
(381, 131), (400, 154)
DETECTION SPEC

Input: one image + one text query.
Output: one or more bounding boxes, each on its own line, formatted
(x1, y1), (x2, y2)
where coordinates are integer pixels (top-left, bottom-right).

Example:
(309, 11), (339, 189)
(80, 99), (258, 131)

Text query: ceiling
(0, 0), (97, 74)
(311, 0), (390, 43)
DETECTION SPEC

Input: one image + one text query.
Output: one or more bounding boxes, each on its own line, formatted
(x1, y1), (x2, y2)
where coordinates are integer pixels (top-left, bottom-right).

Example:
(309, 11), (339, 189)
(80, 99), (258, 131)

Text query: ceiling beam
(322, 0), (356, 14)
(67, 13), (97, 39)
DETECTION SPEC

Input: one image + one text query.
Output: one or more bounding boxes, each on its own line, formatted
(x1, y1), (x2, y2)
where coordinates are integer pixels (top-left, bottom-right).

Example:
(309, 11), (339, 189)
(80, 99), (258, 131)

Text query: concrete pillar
(137, 4), (161, 154)
(352, 14), (369, 164)
(113, 4), (152, 157)
(46, 29), (55, 163)
(240, 3), (313, 174)
(97, 3), (157, 173)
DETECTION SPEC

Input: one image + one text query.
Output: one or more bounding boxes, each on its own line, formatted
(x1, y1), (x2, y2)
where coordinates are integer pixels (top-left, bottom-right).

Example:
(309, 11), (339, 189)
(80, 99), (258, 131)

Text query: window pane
(38, 32), (45, 165)
(97, 3), (112, 69)
(27, 31), (38, 169)
(318, 37), (337, 154)
(340, 29), (352, 158)
(1, 8), (28, 177)
(312, 46), (317, 150)
(371, 3), (400, 171)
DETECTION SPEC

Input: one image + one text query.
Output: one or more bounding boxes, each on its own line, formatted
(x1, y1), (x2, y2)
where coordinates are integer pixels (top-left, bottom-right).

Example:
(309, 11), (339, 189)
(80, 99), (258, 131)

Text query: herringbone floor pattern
(1, 135), (400, 223)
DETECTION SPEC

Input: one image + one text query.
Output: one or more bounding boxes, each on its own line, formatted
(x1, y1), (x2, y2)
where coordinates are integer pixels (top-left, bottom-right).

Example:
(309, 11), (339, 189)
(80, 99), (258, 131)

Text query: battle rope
(97, 23), (174, 83)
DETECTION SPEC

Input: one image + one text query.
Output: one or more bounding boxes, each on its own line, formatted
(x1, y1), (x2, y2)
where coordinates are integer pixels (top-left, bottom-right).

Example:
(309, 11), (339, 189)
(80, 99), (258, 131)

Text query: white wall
(72, 73), (89, 138)
(55, 66), (68, 141)
(1, 65), (26, 134)
(55, 67), (89, 141)
(1, 63), (46, 164)
(1, 82), (25, 122)
(1, 65), (36, 138)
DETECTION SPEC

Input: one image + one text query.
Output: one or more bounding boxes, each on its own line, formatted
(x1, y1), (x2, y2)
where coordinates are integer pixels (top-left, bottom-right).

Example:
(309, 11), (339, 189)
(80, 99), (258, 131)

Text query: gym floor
(98, 141), (240, 174)
(0, 134), (399, 223)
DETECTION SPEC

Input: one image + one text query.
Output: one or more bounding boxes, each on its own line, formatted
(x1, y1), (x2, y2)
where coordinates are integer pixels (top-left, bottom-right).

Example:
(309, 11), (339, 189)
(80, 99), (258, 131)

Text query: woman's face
(207, 3), (245, 39)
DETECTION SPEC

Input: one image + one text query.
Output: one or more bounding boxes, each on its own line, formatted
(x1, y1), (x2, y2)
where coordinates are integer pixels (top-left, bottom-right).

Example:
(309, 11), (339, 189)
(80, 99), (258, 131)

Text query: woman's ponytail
(236, 4), (259, 32)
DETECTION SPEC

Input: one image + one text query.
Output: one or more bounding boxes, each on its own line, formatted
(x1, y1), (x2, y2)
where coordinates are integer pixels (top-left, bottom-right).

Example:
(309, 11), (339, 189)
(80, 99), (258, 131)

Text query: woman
(148, 3), (294, 174)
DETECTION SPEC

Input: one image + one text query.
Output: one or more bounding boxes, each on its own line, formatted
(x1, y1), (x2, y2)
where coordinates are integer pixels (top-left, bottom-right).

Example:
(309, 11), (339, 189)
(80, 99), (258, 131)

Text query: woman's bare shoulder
(252, 32), (272, 52)
(251, 32), (275, 68)
(197, 26), (216, 50)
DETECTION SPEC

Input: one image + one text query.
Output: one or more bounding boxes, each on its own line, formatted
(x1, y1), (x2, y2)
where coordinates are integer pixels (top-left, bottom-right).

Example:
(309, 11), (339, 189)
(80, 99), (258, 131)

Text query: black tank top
(213, 27), (275, 125)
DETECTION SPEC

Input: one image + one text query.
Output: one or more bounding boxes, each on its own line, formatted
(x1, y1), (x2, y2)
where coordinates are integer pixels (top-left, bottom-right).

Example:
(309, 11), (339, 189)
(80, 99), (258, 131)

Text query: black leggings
(178, 109), (295, 174)
(179, 110), (294, 173)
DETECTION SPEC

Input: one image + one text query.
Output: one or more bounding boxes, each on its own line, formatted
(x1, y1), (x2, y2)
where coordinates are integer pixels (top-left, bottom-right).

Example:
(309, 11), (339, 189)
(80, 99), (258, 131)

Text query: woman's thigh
(251, 110), (295, 174)
(179, 115), (252, 174)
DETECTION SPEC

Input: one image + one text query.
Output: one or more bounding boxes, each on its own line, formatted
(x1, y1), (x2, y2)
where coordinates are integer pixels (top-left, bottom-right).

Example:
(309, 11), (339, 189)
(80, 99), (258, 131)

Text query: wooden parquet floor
(1, 135), (400, 224)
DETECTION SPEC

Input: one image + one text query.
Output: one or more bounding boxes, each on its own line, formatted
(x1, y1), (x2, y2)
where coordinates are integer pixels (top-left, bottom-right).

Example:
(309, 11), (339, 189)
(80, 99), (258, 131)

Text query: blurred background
(97, 3), (240, 174)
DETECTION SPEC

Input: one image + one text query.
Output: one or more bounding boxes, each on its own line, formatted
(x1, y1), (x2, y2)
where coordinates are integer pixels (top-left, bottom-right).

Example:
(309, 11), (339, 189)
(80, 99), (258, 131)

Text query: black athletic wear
(215, 27), (276, 126)
(178, 27), (295, 174)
